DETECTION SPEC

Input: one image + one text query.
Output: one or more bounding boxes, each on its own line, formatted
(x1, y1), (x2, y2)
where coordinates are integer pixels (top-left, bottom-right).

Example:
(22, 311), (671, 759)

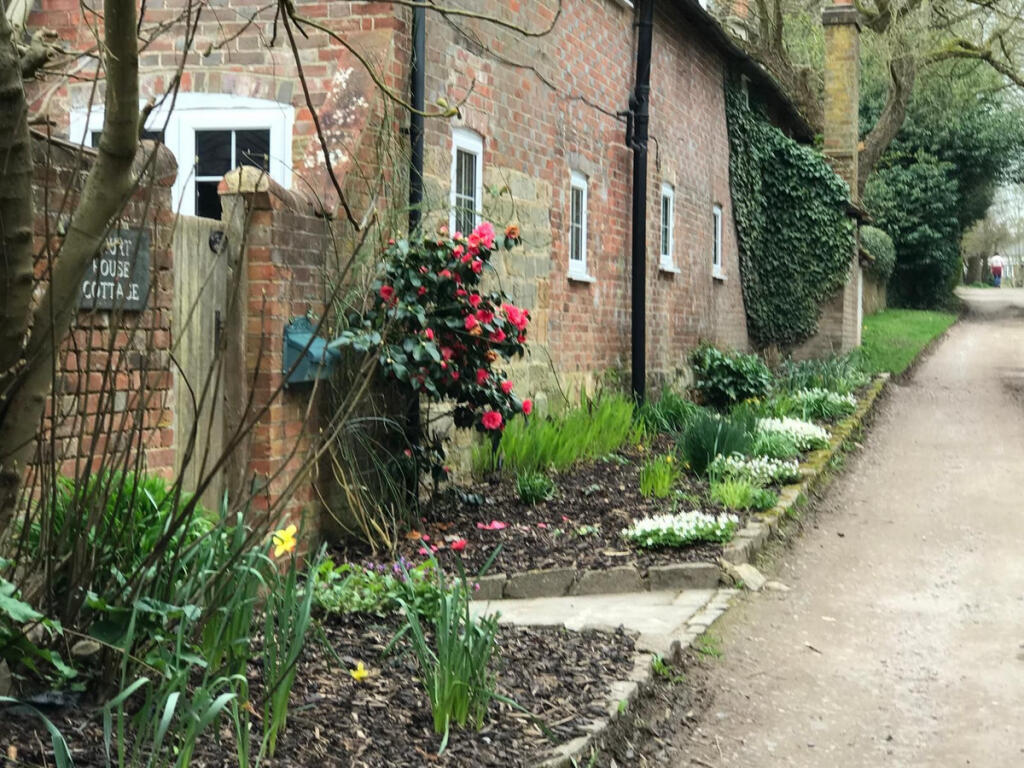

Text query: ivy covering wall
(724, 83), (855, 349)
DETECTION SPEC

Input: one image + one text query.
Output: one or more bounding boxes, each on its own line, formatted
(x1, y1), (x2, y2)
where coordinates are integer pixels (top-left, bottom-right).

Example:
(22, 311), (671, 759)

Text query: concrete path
(667, 288), (1024, 767)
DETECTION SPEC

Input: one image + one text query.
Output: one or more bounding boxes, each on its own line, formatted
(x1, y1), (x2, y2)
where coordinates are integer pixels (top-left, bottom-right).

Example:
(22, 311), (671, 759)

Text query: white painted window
(712, 203), (724, 278)
(660, 183), (675, 270)
(450, 128), (483, 235)
(71, 93), (294, 219)
(569, 171), (590, 280)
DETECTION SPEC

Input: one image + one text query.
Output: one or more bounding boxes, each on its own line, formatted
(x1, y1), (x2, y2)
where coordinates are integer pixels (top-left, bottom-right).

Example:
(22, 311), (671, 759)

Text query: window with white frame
(660, 183), (675, 270)
(712, 203), (724, 278)
(70, 93), (294, 219)
(569, 171), (589, 278)
(450, 128), (483, 235)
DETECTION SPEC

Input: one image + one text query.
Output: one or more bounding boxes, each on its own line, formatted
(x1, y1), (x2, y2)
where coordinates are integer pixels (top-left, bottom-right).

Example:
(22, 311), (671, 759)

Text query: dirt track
(672, 289), (1024, 767)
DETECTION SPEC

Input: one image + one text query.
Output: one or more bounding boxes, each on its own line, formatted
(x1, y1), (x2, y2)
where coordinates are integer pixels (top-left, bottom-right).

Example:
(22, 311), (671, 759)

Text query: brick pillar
(795, 0), (862, 358)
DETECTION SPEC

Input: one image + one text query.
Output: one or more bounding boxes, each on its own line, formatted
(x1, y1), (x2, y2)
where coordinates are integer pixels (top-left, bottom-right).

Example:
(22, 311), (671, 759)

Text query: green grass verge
(859, 308), (957, 375)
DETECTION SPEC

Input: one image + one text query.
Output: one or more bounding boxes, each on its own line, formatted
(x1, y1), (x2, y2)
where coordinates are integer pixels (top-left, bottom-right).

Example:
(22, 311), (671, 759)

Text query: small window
(450, 128), (483, 235)
(660, 183), (675, 270)
(569, 171), (589, 279)
(712, 204), (724, 278)
(194, 128), (270, 220)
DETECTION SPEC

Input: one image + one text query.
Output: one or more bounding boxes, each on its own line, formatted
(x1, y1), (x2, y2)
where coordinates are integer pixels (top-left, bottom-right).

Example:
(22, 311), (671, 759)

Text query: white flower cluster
(793, 388), (857, 414)
(709, 453), (801, 487)
(622, 510), (741, 549)
(757, 416), (830, 451)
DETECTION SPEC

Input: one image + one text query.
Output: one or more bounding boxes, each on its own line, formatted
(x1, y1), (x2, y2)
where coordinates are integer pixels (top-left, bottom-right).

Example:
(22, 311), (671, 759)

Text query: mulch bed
(2, 614), (636, 768)
(392, 446), (743, 576)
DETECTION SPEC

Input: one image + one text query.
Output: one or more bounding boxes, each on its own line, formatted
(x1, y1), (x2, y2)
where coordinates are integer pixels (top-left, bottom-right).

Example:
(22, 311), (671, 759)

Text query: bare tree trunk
(0, 0), (139, 534)
(859, 56), (916, 196)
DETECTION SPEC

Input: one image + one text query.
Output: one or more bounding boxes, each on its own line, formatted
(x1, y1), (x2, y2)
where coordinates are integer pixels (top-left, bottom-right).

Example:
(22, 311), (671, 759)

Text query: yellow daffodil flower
(350, 661), (370, 683)
(665, 455), (674, 463)
(271, 524), (298, 557)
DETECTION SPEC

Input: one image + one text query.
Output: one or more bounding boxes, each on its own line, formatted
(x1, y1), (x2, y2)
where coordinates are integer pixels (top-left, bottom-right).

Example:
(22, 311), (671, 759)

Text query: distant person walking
(990, 253), (1005, 287)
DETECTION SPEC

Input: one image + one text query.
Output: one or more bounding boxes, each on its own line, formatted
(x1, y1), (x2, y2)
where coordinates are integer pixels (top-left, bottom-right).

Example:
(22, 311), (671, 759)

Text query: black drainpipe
(630, 0), (654, 403)
(408, 4), (426, 233)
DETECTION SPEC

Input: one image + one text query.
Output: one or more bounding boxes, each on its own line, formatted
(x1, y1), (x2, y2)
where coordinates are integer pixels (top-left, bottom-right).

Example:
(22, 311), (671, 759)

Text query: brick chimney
(821, 0), (861, 201)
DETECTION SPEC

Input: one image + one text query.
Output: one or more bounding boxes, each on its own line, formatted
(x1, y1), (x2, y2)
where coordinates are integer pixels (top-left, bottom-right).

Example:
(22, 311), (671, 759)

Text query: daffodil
(271, 524), (298, 557)
(350, 661), (369, 682)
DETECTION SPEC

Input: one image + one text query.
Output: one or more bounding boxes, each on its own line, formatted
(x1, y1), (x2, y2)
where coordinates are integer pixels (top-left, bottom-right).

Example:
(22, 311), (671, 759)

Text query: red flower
(501, 380), (514, 394)
(473, 221), (496, 249)
(522, 398), (533, 415)
(475, 309), (494, 324)
(476, 368), (489, 386)
(517, 333), (527, 343)
(424, 328), (435, 341)
(481, 410), (503, 430)
(379, 285), (395, 302)
(441, 346), (454, 361)
(456, 288), (468, 297)
(490, 328), (507, 343)
(451, 370), (460, 381)
(450, 539), (467, 552)
(467, 233), (482, 253)
(453, 244), (465, 257)
(438, 269), (452, 279)
(418, 286), (427, 296)
(471, 259), (484, 274)
(419, 265), (429, 274)
(503, 303), (528, 330)
(464, 314), (479, 331)
(469, 293), (482, 309)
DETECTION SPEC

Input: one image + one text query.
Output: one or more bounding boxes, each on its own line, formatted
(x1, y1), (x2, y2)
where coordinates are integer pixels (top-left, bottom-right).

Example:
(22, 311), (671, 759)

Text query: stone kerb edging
(472, 374), (890, 603)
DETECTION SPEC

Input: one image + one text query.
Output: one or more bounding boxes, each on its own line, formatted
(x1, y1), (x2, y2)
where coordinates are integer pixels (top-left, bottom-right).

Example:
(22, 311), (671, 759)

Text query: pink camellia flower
(379, 285), (395, 302)
(451, 370), (460, 381)
(467, 233), (481, 253)
(473, 221), (496, 249)
(522, 398), (533, 415)
(464, 314), (479, 331)
(517, 333), (527, 343)
(456, 288), (468, 297)
(476, 520), (507, 531)
(453, 244), (465, 257)
(476, 368), (489, 386)
(501, 380), (514, 394)
(441, 346), (454, 361)
(453, 272), (463, 284)
(418, 286), (427, 296)
(424, 328), (435, 341)
(475, 309), (494, 324)
(503, 303), (528, 330)
(469, 293), (482, 309)
(453, 231), (463, 240)
(481, 410), (503, 430)
(490, 328), (507, 343)
(439, 225), (449, 235)
(419, 265), (429, 274)
(471, 259), (484, 274)
(461, 252), (474, 264)
(438, 269), (452, 279)
(451, 539), (468, 552)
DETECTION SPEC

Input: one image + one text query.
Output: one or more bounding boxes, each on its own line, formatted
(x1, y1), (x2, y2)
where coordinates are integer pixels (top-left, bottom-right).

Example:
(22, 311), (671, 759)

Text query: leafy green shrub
(638, 388), (700, 434)
(498, 393), (635, 473)
(757, 417), (829, 451)
(725, 82), (855, 347)
(788, 389), (857, 421)
(773, 355), (868, 395)
(622, 511), (740, 548)
(638, 455), (680, 498)
(678, 410), (753, 476)
(395, 562), (502, 752)
(860, 225), (896, 282)
(691, 345), (773, 410)
(709, 454), (801, 487)
(750, 429), (801, 460)
(516, 471), (556, 505)
(710, 478), (778, 512)
(313, 558), (446, 618)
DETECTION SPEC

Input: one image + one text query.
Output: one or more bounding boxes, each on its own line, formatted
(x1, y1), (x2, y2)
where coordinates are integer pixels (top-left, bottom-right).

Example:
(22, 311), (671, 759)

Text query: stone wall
(863, 272), (887, 316)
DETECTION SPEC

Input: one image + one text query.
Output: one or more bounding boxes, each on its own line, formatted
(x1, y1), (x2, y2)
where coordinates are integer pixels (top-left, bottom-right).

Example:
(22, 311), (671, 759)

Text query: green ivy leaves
(725, 82), (855, 349)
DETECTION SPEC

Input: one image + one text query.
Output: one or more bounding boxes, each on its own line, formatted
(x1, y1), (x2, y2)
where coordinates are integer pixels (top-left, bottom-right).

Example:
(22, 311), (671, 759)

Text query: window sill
(712, 270), (727, 282)
(659, 263), (681, 275)
(568, 271), (596, 284)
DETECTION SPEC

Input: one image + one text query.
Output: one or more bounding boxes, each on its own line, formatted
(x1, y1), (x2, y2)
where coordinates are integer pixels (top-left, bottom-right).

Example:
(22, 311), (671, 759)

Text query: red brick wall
(32, 137), (177, 480)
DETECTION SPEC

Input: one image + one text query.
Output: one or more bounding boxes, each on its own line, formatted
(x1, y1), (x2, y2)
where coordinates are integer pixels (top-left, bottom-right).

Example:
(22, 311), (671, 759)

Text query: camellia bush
(335, 221), (533, 477)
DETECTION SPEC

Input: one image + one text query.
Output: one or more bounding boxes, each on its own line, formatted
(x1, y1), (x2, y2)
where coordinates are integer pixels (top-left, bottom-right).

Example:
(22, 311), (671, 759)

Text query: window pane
(570, 186), (583, 263)
(454, 149), (476, 233)
(196, 130), (232, 176)
(661, 196), (671, 256)
(236, 129), (270, 171)
(90, 131), (102, 148)
(196, 180), (222, 220)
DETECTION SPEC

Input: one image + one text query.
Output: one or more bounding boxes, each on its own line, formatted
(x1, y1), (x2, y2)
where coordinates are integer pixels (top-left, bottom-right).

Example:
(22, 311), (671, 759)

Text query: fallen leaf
(405, 530), (423, 540)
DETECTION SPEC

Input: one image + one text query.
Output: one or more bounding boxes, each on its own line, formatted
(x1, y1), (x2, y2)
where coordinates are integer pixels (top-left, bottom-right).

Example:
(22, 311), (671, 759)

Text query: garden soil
(605, 287), (1024, 767)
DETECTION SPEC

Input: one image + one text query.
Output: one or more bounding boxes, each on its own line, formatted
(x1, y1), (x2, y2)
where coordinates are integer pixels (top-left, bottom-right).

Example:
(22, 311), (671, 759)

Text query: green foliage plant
(860, 225), (896, 282)
(709, 478), (778, 512)
(773, 355), (869, 395)
(638, 388), (700, 434)
(690, 345), (773, 410)
(788, 388), (857, 421)
(498, 392), (635, 474)
(1, 698), (74, 768)
(677, 409), (753, 476)
(709, 453), (801, 487)
(638, 455), (680, 498)
(725, 82), (855, 348)
(516, 471), (556, 505)
(313, 557), (446, 619)
(750, 429), (801, 460)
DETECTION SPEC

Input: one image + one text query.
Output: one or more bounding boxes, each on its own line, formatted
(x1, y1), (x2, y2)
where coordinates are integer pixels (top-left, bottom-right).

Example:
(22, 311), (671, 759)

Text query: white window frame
(659, 183), (677, 272)
(712, 203), (725, 279)
(449, 128), (484, 235)
(70, 93), (294, 217)
(568, 171), (592, 281)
